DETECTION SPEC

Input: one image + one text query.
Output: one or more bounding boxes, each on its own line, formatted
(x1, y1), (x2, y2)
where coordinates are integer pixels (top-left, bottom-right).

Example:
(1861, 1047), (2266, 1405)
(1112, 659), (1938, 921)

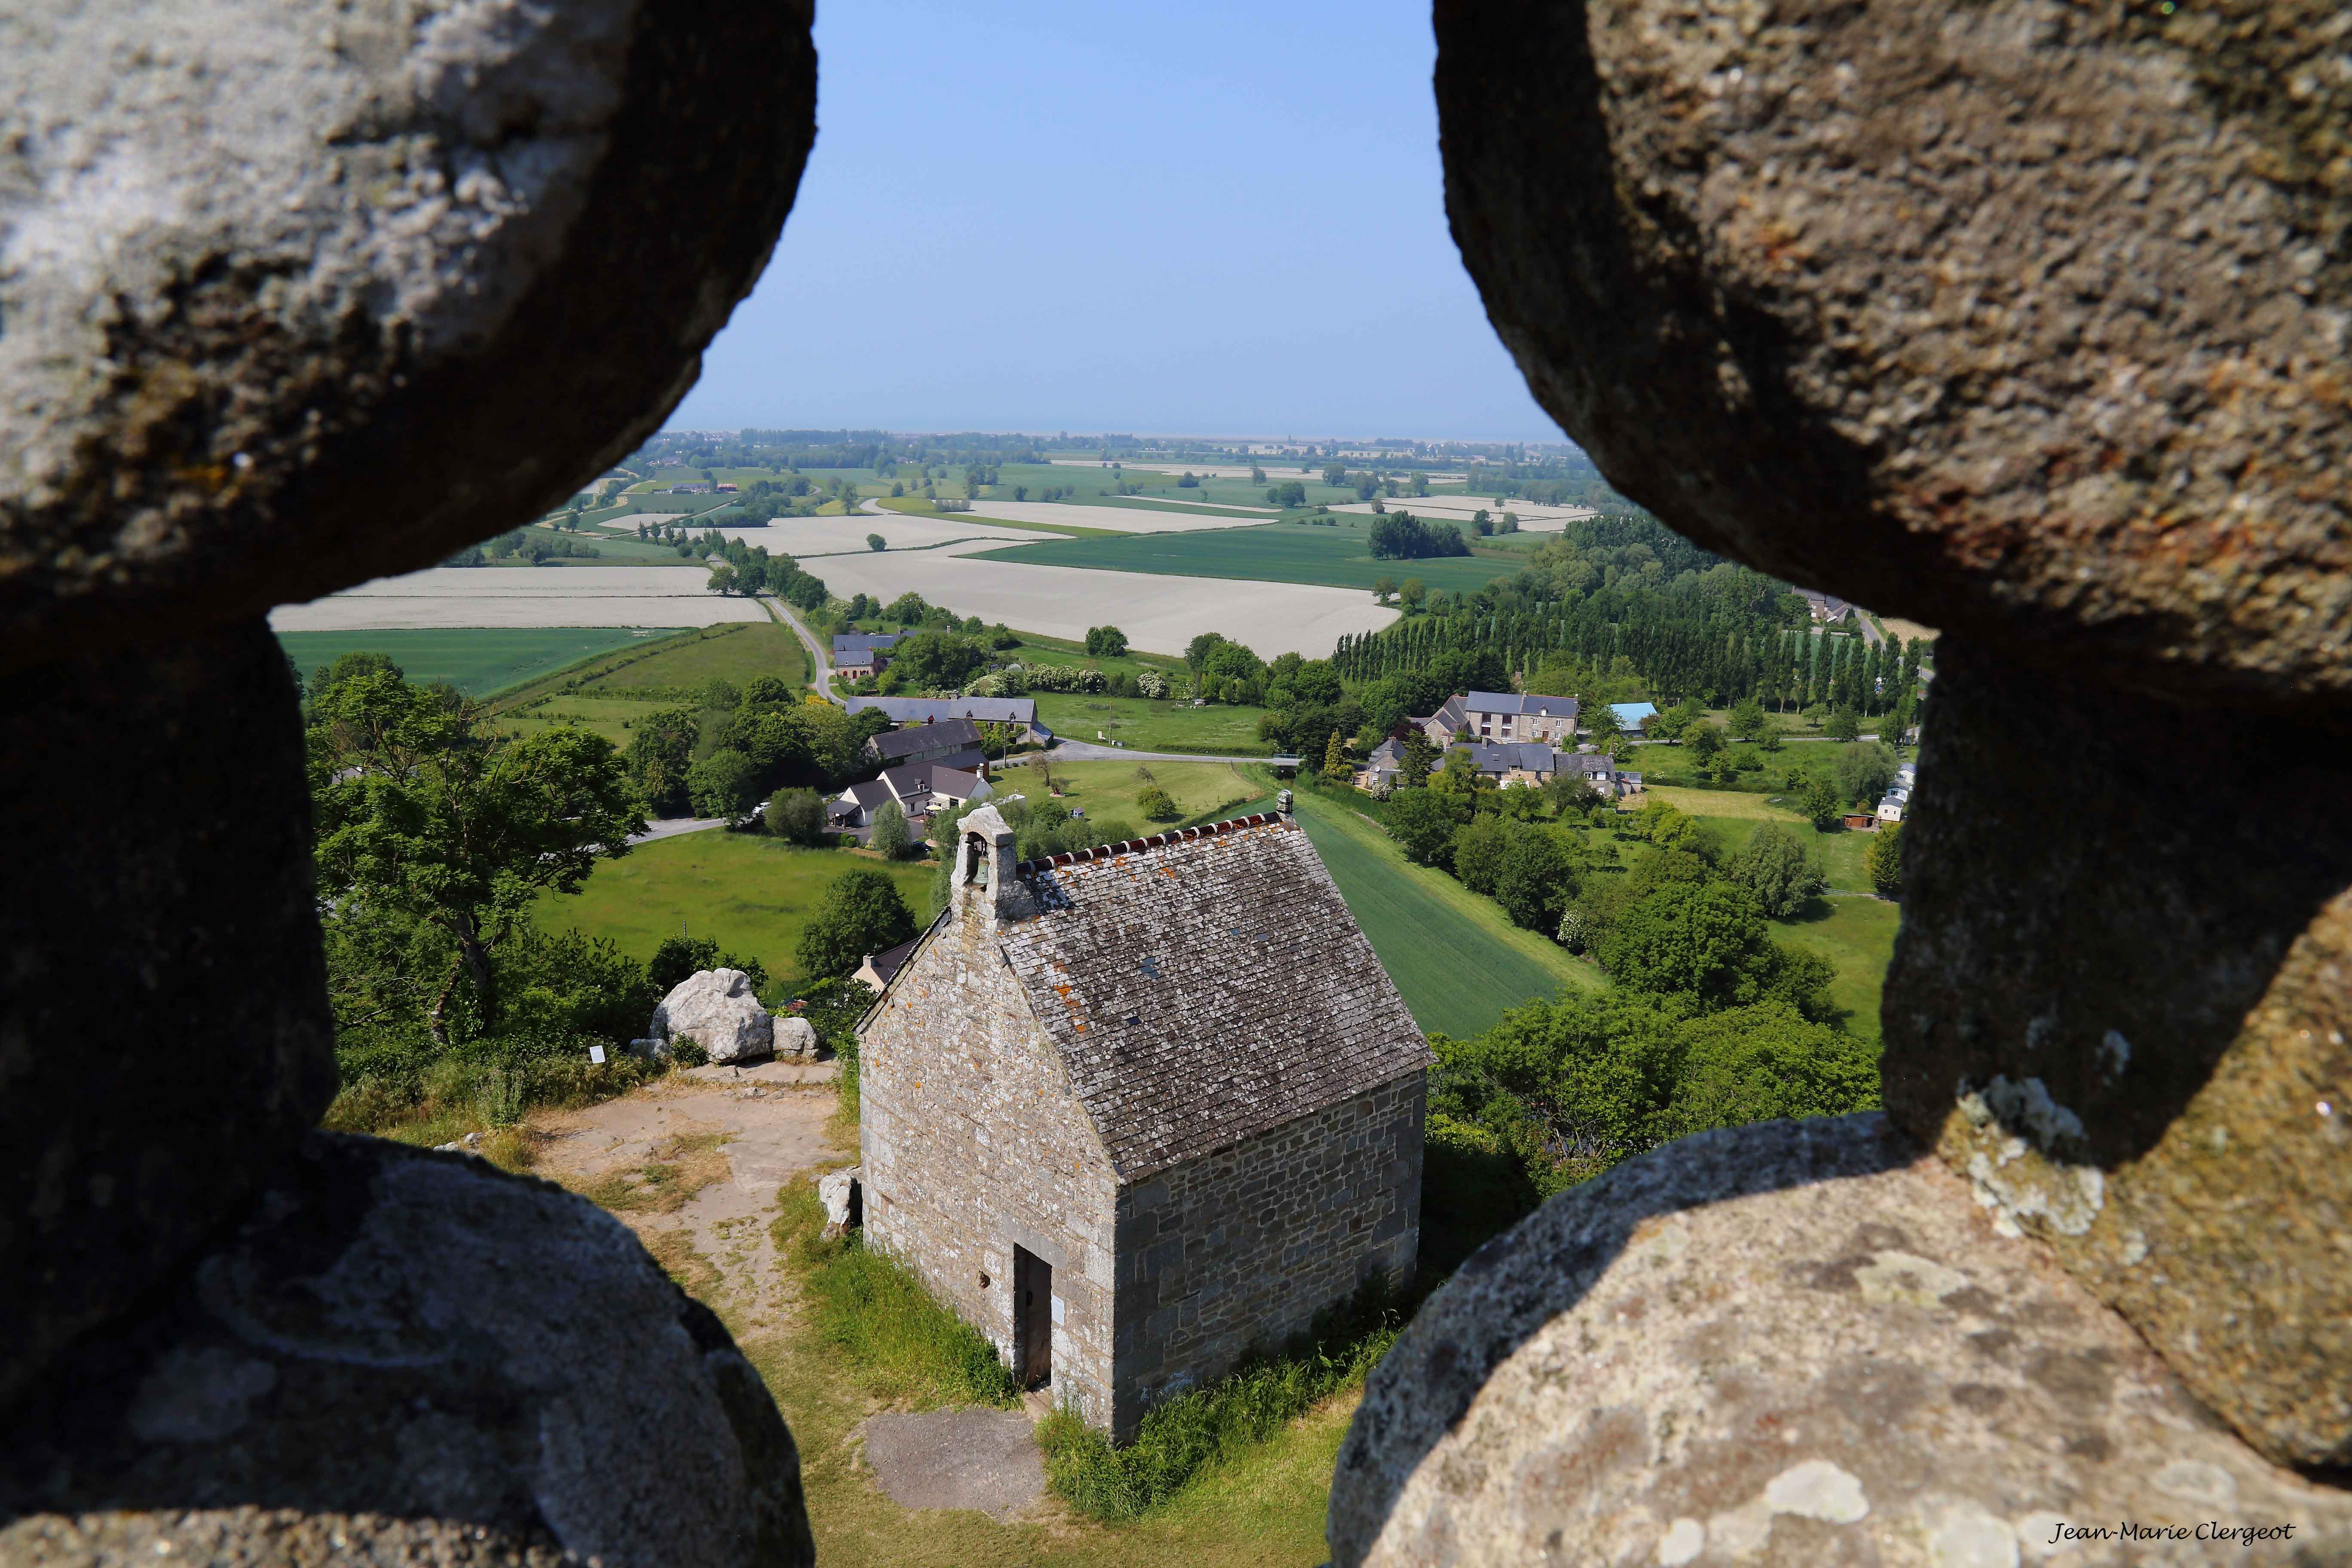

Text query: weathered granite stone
(775, 1016), (820, 1059)
(1434, 0), (2352, 710)
(1884, 643), (2352, 1470)
(818, 1166), (861, 1238)
(0, 619), (335, 1409)
(1329, 1116), (2352, 1567)
(0, 1133), (813, 1568)
(0, 0), (816, 671)
(0, 1509), (579, 1566)
(654, 969), (774, 1064)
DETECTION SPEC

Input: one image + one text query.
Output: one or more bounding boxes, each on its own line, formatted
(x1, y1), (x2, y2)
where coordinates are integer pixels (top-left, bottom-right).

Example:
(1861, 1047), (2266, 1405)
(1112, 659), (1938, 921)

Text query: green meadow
(276, 627), (677, 698)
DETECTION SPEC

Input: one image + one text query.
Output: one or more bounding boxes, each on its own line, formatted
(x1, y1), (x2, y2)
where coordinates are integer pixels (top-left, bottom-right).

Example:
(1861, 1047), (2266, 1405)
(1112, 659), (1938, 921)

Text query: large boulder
(0, 1133), (813, 1568)
(1434, 0), (2351, 712)
(1330, 1117), (2352, 1567)
(654, 970), (775, 1064)
(0, 0), (816, 672)
(775, 1016), (821, 1059)
(0, 621), (335, 1408)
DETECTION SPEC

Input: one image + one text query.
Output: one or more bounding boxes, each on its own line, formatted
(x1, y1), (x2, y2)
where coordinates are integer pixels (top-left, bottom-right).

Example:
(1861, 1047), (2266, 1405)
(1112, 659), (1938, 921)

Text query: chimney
(1277, 789), (1294, 820)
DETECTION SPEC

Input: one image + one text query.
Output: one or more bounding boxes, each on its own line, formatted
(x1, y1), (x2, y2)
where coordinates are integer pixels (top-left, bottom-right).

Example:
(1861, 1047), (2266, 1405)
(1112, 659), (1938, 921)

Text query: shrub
(1135, 668), (1169, 699)
(869, 799), (913, 859)
(1038, 1277), (1402, 1520)
(765, 786), (827, 844)
(1137, 785), (1180, 822)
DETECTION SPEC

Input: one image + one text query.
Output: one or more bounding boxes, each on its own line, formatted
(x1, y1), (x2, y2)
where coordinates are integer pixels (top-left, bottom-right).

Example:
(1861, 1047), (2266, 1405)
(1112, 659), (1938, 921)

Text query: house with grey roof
(829, 760), (992, 835)
(854, 797), (1430, 1438)
(864, 716), (986, 771)
(845, 695), (1050, 744)
(1463, 689), (1579, 743)
(833, 631), (904, 680)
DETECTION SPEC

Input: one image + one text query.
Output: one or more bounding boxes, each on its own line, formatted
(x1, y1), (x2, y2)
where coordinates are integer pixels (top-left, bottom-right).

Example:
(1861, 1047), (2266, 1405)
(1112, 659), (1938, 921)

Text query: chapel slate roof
(995, 815), (1433, 1179)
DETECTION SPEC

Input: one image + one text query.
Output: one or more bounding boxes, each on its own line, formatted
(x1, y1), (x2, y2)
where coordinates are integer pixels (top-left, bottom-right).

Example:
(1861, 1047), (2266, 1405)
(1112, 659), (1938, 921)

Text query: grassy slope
(968, 525), (1518, 595)
(584, 616), (809, 692)
(1281, 784), (1596, 1038)
(530, 833), (933, 985)
(276, 628), (677, 698)
(1036, 694), (1273, 755)
(1002, 757), (1263, 826)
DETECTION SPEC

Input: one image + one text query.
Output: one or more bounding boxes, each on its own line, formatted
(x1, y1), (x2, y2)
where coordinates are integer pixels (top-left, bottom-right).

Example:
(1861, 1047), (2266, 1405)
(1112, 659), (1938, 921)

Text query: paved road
(765, 595), (842, 702)
(631, 816), (727, 844)
(1050, 739), (1300, 766)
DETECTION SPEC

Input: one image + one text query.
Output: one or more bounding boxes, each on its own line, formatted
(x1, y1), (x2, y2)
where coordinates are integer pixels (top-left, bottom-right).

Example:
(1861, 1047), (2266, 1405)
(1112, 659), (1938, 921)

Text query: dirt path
(526, 1061), (844, 1337)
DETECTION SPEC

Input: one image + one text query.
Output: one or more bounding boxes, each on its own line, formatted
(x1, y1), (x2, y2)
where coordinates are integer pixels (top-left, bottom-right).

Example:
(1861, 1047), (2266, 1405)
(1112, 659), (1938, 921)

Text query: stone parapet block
(1433, 0), (2352, 711)
(0, 1133), (814, 1568)
(0, 0), (816, 671)
(1329, 1115), (2352, 1567)
(0, 619), (336, 1407)
(1886, 640), (2352, 1469)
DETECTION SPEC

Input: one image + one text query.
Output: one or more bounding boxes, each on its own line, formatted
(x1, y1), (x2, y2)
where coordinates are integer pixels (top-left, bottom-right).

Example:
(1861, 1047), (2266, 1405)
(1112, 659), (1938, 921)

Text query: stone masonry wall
(859, 901), (1121, 1430)
(1111, 1072), (1425, 1438)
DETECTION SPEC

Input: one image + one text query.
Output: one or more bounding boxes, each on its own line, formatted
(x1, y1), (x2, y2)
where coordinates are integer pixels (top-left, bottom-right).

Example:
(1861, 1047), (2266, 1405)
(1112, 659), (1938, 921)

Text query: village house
(833, 631), (904, 680)
(827, 759), (992, 836)
(852, 934), (921, 993)
(1409, 690), (1580, 746)
(845, 694), (1052, 747)
(864, 715), (986, 772)
(854, 799), (1431, 1438)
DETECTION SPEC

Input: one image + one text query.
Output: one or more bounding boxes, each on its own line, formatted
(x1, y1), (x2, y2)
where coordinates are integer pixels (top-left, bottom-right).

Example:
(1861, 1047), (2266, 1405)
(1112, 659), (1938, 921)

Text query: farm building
(854, 798), (1431, 1438)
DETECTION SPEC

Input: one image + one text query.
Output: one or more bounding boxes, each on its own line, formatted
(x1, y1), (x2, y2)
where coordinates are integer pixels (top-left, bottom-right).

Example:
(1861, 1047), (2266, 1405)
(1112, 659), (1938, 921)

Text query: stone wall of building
(1111, 1072), (1425, 1437)
(858, 896), (1121, 1429)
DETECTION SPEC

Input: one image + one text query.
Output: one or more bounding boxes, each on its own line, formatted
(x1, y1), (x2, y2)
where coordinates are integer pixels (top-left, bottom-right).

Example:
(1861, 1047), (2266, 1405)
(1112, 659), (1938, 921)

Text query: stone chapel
(854, 796), (1431, 1438)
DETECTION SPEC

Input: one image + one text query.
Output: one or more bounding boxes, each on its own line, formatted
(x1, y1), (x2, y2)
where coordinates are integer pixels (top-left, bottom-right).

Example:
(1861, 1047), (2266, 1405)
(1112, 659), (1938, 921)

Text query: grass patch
(1278, 779), (1596, 1037)
(1006, 757), (1260, 824)
(1035, 694), (1273, 755)
(771, 1176), (1020, 1409)
(1772, 894), (1901, 1043)
(970, 525), (1516, 596)
(577, 617), (809, 694)
(640, 1226), (725, 1299)
(530, 834), (934, 985)
(276, 628), (677, 698)
(483, 694), (708, 749)
(1038, 1280), (1400, 1522)
(572, 1130), (734, 1214)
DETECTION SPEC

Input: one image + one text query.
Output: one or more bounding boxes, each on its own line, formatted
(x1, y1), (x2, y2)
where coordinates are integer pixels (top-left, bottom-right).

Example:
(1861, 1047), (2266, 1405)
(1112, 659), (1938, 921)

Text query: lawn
(490, 617), (809, 701)
(1001, 757), (1264, 829)
(531, 833), (935, 985)
(969, 525), (1521, 596)
(1277, 781), (1597, 1038)
(276, 628), (679, 698)
(485, 695), (710, 750)
(1037, 695), (1274, 755)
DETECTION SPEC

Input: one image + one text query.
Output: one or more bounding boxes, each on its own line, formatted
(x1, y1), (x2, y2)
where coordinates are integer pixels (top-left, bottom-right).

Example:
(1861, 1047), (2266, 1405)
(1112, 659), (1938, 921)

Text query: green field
(1037, 694), (1274, 755)
(1001, 757), (1263, 828)
(277, 628), (680, 698)
(1280, 782), (1596, 1038)
(531, 833), (934, 986)
(580, 617), (808, 693)
(970, 524), (1520, 595)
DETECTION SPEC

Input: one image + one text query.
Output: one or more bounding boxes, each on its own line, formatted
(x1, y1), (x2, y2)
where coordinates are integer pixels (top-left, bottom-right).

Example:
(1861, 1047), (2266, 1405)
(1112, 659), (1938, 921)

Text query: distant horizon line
(654, 424), (1578, 449)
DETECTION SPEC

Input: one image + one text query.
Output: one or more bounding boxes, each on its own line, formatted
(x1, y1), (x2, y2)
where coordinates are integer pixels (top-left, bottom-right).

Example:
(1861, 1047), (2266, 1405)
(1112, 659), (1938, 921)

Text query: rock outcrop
(654, 970), (775, 1064)
(1332, 1118), (2352, 1567)
(1431, 0), (2352, 1471)
(0, 1135), (813, 1567)
(0, 0), (816, 671)
(818, 1166), (862, 1237)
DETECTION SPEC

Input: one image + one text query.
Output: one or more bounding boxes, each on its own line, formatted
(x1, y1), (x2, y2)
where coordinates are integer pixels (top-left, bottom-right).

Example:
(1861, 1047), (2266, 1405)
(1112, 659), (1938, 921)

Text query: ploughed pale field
(1326, 497), (1599, 530)
(269, 565), (766, 631)
(1048, 458), (1473, 485)
(795, 539), (1397, 658)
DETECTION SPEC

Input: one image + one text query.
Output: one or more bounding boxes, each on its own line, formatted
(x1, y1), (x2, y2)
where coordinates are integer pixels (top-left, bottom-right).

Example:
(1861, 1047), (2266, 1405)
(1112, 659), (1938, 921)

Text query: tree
(1687, 723), (1724, 768)
(1137, 784), (1180, 822)
(1726, 696), (1767, 742)
(706, 562), (740, 596)
(1085, 625), (1130, 658)
(1826, 705), (1862, 741)
(308, 670), (646, 1044)
(1723, 821), (1827, 918)
(796, 868), (918, 978)
(624, 707), (700, 817)
(1386, 787), (1465, 867)
(765, 786), (827, 844)
(1399, 578), (1427, 612)
(1866, 818), (1905, 898)
(1399, 728), (1437, 787)
(1801, 774), (1844, 829)
(647, 935), (769, 997)
(866, 533), (887, 552)
(1834, 741), (1899, 808)
(1322, 731), (1352, 784)
(1585, 703), (1623, 748)
(1594, 880), (1777, 1008)
(868, 799), (913, 859)
(1494, 829), (1575, 933)
(1372, 575), (1399, 605)
(687, 748), (761, 823)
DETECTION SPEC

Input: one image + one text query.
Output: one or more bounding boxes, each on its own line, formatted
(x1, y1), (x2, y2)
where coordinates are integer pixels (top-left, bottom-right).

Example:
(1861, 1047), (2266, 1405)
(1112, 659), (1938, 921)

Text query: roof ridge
(1014, 812), (1288, 877)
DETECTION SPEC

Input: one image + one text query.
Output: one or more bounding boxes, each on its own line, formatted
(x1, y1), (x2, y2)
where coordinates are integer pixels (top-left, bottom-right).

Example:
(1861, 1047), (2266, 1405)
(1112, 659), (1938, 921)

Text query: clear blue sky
(664, 0), (1560, 442)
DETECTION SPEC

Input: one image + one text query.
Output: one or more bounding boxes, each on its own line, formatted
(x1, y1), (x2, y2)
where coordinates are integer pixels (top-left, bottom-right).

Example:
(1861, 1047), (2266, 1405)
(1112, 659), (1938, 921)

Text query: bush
(1136, 785), (1179, 822)
(1038, 1277), (1402, 1521)
(1084, 625), (1130, 658)
(646, 934), (769, 997)
(1135, 668), (1169, 699)
(772, 1178), (1018, 1407)
(765, 786), (827, 844)
(1865, 818), (1905, 897)
(1723, 821), (1827, 918)
(869, 799), (913, 859)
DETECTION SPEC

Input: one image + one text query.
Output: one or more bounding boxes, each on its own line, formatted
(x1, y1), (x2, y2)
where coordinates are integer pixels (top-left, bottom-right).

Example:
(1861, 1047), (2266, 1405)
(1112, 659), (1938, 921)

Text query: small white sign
(588, 1045), (606, 1064)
